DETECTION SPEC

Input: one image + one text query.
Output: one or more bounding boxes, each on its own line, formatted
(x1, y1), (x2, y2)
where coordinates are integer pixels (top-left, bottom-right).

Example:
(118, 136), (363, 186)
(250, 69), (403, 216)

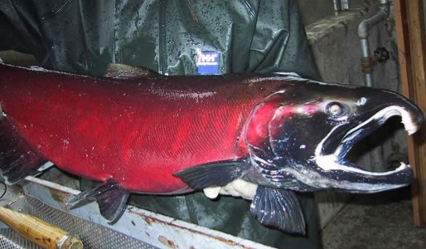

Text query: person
(0, 1), (322, 247)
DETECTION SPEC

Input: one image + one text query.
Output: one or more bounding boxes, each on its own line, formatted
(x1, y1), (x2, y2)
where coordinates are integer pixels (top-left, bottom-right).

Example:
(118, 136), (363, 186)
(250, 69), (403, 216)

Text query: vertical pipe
(360, 39), (373, 87)
(357, 0), (390, 87)
(333, 0), (341, 12)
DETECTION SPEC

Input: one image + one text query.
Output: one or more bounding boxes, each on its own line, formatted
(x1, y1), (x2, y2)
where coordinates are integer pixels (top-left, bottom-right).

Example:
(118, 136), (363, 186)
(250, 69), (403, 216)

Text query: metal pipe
(357, 0), (390, 87)
(333, 0), (349, 14)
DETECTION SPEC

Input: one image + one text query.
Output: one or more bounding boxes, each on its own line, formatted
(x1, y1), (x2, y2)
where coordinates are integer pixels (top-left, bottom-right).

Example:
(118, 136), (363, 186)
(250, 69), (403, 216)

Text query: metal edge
(22, 177), (275, 249)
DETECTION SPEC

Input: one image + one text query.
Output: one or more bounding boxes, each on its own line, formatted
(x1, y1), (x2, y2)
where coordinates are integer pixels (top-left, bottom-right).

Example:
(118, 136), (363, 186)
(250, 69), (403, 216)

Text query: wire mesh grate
(0, 197), (158, 249)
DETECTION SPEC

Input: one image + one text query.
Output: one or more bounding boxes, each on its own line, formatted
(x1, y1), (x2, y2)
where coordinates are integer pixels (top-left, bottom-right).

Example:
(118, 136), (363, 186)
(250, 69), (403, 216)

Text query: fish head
(245, 81), (424, 193)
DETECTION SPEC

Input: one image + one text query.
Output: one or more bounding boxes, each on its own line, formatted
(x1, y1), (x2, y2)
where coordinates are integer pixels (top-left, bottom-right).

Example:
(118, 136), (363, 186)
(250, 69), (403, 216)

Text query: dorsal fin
(105, 63), (158, 79)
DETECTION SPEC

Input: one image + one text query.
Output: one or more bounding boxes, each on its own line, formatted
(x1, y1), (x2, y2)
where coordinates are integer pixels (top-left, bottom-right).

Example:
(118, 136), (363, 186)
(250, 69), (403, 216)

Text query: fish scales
(0, 64), (284, 193)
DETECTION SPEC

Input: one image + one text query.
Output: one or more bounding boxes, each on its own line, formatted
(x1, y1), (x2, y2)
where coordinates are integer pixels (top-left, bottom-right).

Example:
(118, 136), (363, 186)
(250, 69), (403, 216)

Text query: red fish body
(0, 63), (422, 234)
(0, 64), (284, 193)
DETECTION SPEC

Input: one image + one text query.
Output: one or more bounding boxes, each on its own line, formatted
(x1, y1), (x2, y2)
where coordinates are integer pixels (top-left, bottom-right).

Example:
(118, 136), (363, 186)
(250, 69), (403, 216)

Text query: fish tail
(0, 116), (47, 184)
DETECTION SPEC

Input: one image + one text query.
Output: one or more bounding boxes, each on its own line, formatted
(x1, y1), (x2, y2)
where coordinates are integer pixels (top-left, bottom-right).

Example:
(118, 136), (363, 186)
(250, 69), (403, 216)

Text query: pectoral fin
(250, 186), (306, 234)
(67, 179), (129, 224)
(173, 159), (250, 189)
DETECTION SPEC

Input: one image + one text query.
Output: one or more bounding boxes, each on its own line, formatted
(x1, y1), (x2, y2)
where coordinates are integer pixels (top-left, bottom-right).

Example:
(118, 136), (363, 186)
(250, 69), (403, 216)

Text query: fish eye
(326, 102), (346, 117)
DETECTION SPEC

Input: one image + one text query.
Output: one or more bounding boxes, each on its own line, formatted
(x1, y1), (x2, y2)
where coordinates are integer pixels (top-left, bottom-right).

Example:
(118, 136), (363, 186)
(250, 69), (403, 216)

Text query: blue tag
(196, 49), (220, 75)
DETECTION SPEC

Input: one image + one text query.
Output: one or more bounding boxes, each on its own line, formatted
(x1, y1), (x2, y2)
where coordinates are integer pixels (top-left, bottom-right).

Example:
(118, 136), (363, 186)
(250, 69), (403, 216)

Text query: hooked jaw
(314, 105), (422, 193)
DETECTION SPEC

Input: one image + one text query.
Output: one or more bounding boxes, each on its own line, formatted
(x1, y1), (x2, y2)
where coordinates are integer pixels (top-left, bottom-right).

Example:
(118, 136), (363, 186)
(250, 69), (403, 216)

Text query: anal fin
(0, 117), (47, 184)
(173, 159), (250, 189)
(67, 179), (129, 224)
(250, 186), (306, 234)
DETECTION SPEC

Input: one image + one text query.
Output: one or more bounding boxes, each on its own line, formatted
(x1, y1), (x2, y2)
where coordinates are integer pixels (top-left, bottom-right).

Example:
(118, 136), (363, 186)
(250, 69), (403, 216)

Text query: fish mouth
(314, 105), (422, 193)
